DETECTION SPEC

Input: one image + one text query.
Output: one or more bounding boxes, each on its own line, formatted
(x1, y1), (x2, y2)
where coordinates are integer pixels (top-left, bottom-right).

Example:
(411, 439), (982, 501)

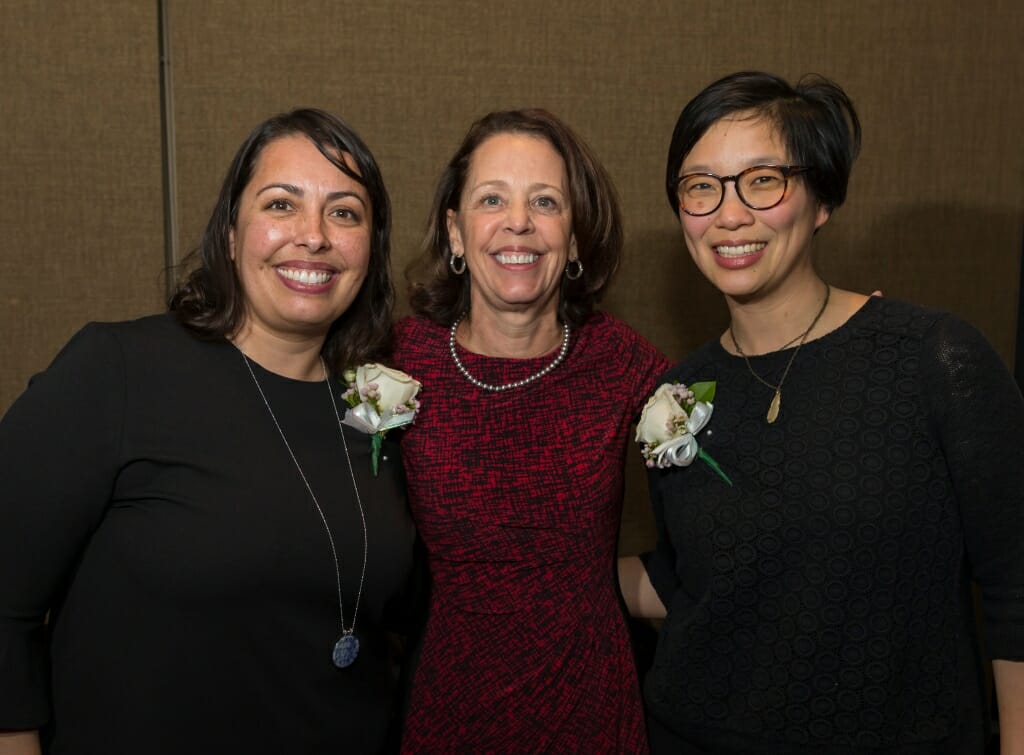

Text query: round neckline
(227, 342), (335, 388)
(452, 323), (571, 365)
(453, 338), (569, 365)
(714, 295), (879, 364)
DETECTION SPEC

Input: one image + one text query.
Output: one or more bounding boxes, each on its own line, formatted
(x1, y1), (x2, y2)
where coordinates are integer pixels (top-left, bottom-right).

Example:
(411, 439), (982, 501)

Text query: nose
(504, 199), (534, 234)
(715, 181), (754, 229)
(295, 210), (330, 252)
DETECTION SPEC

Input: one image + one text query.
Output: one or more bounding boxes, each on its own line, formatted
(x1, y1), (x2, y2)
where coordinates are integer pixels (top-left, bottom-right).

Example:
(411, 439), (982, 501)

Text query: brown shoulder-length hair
(168, 108), (394, 373)
(406, 108), (622, 328)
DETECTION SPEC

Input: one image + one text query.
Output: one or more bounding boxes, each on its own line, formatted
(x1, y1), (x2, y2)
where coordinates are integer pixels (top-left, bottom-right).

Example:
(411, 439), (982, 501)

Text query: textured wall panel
(164, 0), (1023, 548)
(0, 1), (165, 410)
(3, 0), (1021, 547)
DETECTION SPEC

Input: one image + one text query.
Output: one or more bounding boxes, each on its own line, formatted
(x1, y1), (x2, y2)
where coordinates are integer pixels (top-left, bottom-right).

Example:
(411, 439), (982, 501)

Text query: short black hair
(665, 71), (861, 214)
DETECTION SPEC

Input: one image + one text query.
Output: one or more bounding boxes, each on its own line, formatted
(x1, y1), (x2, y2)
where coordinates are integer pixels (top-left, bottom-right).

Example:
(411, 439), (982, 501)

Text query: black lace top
(643, 297), (1024, 753)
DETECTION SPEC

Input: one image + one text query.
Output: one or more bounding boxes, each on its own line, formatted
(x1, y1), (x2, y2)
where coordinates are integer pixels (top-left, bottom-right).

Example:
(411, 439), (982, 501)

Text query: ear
(569, 234), (578, 261)
(229, 227), (237, 261)
(446, 209), (463, 256)
(814, 203), (832, 231)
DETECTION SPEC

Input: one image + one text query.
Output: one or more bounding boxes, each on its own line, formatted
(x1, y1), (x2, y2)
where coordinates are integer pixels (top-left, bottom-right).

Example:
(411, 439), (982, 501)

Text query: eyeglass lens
(678, 166), (790, 215)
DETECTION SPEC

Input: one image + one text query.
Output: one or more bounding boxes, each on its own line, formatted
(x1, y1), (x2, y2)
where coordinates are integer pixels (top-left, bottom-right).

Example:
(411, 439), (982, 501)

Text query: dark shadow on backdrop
(607, 226), (729, 362)
(821, 203), (1019, 365)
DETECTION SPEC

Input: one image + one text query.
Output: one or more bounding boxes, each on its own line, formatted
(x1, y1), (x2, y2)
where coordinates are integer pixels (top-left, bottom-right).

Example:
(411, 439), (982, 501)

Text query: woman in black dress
(0, 109), (418, 754)
(620, 71), (1024, 754)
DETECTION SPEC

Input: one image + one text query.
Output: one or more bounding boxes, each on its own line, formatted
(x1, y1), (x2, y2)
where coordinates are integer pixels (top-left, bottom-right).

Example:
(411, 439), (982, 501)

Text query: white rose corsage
(341, 363), (421, 475)
(636, 380), (732, 486)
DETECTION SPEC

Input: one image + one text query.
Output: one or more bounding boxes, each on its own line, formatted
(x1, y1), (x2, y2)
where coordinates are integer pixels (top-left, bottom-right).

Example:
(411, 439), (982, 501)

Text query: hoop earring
(449, 254), (466, 276)
(564, 258), (583, 280)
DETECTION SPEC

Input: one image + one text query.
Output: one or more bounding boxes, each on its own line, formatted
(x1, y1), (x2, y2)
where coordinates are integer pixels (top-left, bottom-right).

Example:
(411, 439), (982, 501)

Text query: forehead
(683, 114), (787, 172)
(249, 134), (364, 185)
(466, 132), (567, 185)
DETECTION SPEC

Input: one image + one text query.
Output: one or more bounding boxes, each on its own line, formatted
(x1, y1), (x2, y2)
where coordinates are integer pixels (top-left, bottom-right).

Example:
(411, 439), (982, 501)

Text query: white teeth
(278, 267), (332, 285)
(714, 242), (766, 258)
(495, 253), (538, 265)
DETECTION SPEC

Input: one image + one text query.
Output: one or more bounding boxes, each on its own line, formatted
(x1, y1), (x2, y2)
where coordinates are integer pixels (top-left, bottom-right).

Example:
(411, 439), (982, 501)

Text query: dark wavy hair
(168, 108), (393, 373)
(406, 108), (622, 328)
(665, 71), (861, 215)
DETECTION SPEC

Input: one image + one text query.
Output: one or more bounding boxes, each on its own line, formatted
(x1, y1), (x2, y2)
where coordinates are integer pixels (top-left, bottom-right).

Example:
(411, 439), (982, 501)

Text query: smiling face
(677, 114), (830, 303)
(447, 132), (576, 322)
(229, 134), (372, 347)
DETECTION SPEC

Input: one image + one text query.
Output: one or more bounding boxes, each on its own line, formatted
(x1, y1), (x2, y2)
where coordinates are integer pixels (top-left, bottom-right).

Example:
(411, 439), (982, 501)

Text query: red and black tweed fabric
(394, 312), (670, 753)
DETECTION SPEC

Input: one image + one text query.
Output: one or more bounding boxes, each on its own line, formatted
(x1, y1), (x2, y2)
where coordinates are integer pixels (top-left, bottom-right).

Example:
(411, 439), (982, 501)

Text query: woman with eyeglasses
(619, 71), (1024, 753)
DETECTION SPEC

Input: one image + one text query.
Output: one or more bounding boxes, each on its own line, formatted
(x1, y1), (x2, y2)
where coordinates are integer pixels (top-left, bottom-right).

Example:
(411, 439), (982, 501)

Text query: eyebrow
(470, 180), (566, 194)
(255, 183), (367, 207)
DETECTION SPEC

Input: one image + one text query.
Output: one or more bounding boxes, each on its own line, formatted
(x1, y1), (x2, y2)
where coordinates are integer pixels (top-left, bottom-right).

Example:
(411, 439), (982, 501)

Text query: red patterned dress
(394, 312), (670, 753)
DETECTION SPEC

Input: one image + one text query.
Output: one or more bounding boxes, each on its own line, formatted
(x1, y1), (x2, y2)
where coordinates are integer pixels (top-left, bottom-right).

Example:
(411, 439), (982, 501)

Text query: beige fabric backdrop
(2, 0), (1022, 548)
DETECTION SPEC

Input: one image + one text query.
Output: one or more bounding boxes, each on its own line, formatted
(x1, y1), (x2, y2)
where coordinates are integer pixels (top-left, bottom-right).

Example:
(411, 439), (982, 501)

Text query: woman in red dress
(394, 109), (670, 752)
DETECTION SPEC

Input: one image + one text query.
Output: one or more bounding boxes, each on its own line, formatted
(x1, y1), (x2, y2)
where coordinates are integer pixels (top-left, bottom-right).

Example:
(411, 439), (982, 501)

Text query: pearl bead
(449, 315), (571, 392)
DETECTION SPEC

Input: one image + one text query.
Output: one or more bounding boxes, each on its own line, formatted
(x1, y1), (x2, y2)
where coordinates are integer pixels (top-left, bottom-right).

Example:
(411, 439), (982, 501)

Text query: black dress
(643, 297), (1024, 754)
(0, 313), (418, 754)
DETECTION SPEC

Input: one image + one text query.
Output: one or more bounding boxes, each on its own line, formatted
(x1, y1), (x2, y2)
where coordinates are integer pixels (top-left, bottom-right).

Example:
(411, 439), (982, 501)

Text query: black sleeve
(640, 465), (682, 609)
(0, 324), (125, 727)
(920, 314), (1024, 660)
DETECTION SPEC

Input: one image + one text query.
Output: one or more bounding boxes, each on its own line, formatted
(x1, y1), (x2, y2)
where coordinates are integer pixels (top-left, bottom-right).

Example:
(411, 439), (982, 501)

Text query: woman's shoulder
(850, 296), (959, 341)
(46, 313), (181, 366)
(578, 311), (661, 351)
(393, 315), (449, 346)
(394, 314), (445, 340)
(838, 297), (1008, 373)
(392, 315), (448, 371)
(577, 311), (670, 365)
(826, 297), (1013, 393)
(580, 310), (636, 338)
(77, 311), (189, 340)
(658, 338), (725, 385)
(13, 314), (189, 420)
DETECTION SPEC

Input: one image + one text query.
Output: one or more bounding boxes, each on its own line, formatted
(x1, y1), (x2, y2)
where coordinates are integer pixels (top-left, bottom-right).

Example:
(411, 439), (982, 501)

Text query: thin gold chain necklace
(729, 284), (830, 424)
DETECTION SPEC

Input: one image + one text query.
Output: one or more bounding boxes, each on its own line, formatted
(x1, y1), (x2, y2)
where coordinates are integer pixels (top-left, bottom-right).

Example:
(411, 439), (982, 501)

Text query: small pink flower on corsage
(636, 381), (732, 485)
(341, 363), (421, 475)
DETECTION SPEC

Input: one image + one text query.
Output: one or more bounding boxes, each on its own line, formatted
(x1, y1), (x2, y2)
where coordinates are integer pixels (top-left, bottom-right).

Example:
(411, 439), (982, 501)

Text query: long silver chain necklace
(238, 350), (368, 668)
(729, 284), (831, 424)
(449, 314), (571, 392)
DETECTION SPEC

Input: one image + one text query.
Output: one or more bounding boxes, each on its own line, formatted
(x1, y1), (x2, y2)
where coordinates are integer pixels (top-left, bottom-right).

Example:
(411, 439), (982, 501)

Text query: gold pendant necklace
(729, 284), (831, 424)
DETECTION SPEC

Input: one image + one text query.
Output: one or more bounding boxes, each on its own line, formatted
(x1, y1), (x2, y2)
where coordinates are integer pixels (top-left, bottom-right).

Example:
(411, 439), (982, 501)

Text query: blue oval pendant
(332, 634), (359, 668)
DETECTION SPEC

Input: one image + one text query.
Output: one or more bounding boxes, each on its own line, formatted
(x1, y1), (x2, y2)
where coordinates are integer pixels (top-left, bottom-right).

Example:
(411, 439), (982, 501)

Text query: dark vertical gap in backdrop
(1017, 225), (1024, 388)
(158, 0), (180, 294)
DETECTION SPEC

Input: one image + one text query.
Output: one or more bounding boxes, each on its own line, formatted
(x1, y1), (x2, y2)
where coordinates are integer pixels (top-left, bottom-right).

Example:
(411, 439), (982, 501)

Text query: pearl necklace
(238, 350), (367, 668)
(448, 314), (571, 392)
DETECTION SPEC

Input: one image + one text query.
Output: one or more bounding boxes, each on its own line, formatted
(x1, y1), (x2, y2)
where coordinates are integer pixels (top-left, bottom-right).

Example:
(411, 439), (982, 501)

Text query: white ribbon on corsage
(650, 401), (714, 468)
(342, 403), (417, 434)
